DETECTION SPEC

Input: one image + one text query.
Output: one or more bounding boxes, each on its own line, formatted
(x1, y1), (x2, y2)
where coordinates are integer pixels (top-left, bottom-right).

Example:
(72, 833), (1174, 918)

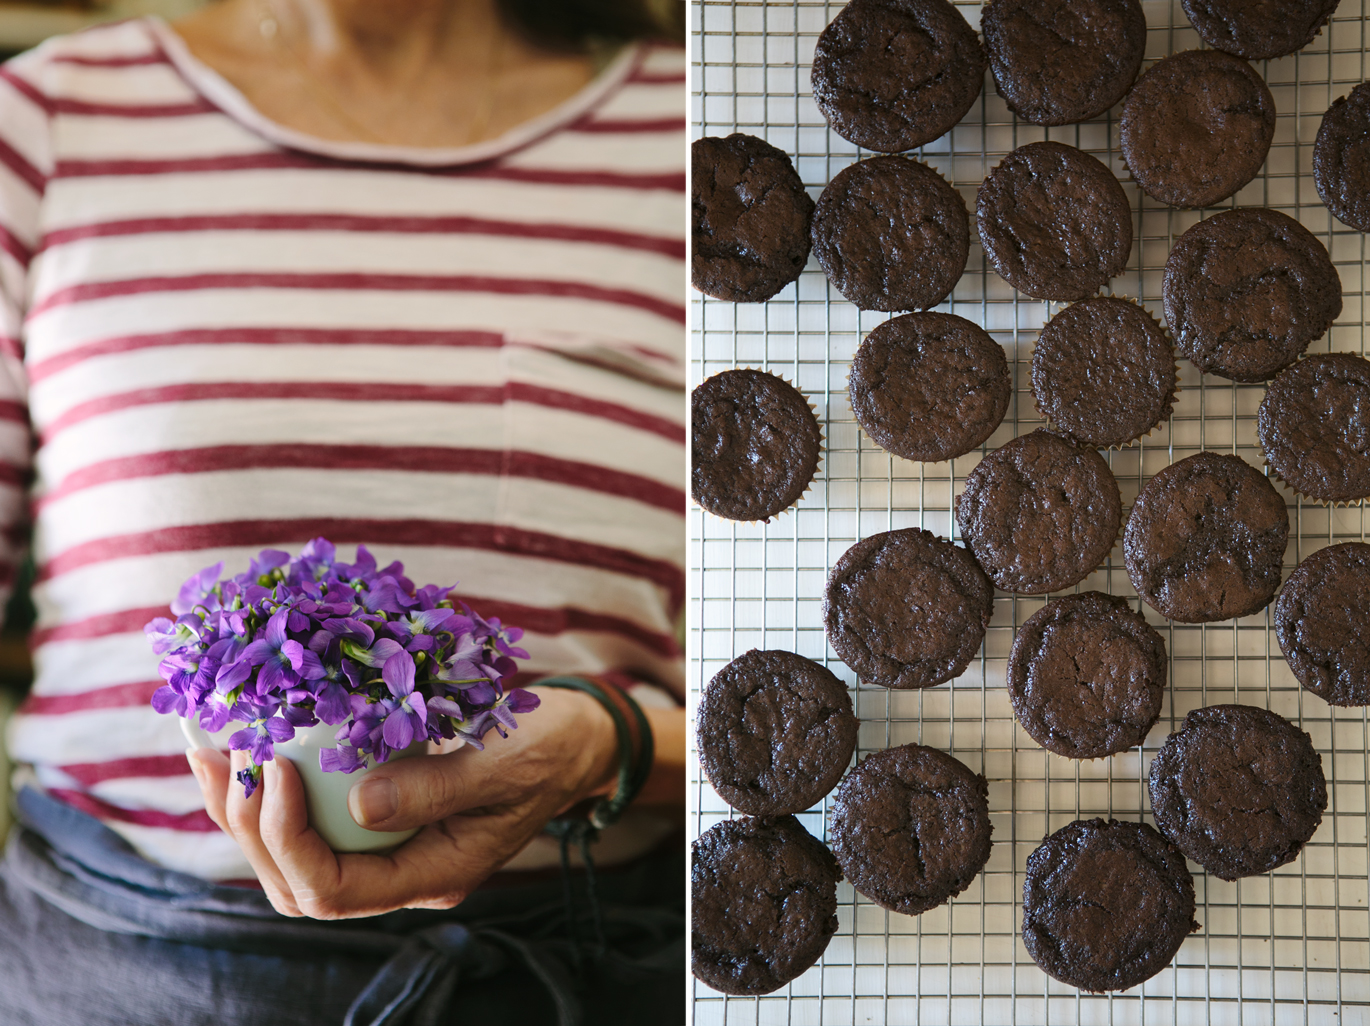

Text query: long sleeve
(0, 55), (49, 615)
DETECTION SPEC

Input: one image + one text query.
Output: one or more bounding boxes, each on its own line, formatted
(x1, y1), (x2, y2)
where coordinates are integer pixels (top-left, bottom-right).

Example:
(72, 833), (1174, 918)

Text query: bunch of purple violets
(147, 538), (538, 797)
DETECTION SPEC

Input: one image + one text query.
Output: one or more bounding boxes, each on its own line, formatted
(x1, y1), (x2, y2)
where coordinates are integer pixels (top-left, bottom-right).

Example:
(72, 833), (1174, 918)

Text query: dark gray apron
(0, 787), (684, 1026)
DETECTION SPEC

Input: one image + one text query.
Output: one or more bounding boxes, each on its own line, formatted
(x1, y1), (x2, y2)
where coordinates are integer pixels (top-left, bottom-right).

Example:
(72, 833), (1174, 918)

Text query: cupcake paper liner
(1256, 439), (1368, 509)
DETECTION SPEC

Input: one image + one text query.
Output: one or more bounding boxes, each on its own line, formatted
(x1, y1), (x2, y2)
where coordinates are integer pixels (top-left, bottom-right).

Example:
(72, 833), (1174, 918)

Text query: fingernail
(349, 777), (397, 827)
(185, 747), (203, 781)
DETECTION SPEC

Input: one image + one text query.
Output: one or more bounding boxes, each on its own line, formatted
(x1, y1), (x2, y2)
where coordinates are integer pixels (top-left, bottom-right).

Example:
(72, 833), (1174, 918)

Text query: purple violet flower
(197, 695), (233, 733)
(321, 617), (375, 646)
(151, 684), (191, 718)
(240, 608), (327, 694)
(379, 651), (427, 750)
(437, 630), (488, 684)
(145, 616), (192, 656)
(147, 540), (532, 797)
(293, 537), (337, 583)
(413, 582), (458, 609)
(489, 688), (541, 736)
(334, 543), (378, 582)
(384, 607), (457, 653)
(171, 562), (224, 616)
(306, 633), (362, 725)
(454, 709), (494, 750)
(244, 548), (290, 584)
(360, 575), (418, 615)
(229, 699), (294, 765)
(319, 743), (367, 773)
(462, 680), (500, 708)
(340, 636), (405, 669)
(463, 606), (531, 660)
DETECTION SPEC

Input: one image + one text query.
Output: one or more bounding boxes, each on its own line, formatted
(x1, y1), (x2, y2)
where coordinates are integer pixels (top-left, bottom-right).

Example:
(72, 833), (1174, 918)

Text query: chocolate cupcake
(981, 0), (1146, 126)
(976, 141), (1132, 301)
(812, 156), (969, 312)
(955, 430), (1123, 595)
(824, 528), (994, 690)
(1258, 353), (1370, 504)
(1022, 819), (1198, 992)
(1148, 705), (1327, 880)
(1123, 452), (1289, 623)
(847, 312), (1011, 463)
(1275, 542), (1370, 706)
(1163, 209), (1342, 382)
(1031, 297), (1177, 449)
(692, 815), (841, 994)
(810, 0), (987, 153)
(829, 744), (992, 916)
(1182, 0), (1340, 60)
(1008, 592), (1167, 760)
(1315, 83), (1370, 232)
(691, 368), (821, 522)
(697, 649), (858, 816)
(692, 134), (815, 303)
(1120, 50), (1276, 209)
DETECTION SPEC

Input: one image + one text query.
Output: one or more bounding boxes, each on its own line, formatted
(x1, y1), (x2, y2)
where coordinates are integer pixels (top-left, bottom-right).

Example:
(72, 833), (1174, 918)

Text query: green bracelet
(534, 675), (655, 831)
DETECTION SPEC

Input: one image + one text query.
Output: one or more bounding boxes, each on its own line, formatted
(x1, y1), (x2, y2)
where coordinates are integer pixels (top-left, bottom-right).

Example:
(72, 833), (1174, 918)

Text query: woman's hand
(186, 685), (620, 919)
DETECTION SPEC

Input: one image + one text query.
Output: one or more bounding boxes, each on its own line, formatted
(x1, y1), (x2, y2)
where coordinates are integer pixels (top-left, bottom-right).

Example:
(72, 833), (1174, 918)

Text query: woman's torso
(0, 18), (686, 879)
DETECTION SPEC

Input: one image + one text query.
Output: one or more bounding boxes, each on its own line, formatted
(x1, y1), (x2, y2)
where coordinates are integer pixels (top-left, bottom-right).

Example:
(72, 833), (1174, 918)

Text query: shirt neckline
(145, 15), (641, 168)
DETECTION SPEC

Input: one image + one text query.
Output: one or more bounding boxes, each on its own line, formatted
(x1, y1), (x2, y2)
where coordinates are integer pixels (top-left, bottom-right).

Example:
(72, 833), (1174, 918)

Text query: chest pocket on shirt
(493, 332), (686, 575)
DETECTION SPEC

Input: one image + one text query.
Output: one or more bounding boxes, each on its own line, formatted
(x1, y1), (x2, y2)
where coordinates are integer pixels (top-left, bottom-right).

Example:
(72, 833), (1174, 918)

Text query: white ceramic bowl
(181, 715), (427, 853)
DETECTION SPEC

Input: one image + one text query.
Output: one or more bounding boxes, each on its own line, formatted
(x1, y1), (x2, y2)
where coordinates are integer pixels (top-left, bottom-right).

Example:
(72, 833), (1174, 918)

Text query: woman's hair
(499, 0), (684, 49)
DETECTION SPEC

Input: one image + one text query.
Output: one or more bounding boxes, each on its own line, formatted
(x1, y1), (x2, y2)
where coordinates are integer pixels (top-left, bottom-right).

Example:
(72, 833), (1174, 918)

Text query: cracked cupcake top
(976, 141), (1132, 301)
(812, 155), (969, 312)
(1275, 542), (1370, 707)
(691, 815), (842, 994)
(697, 648), (858, 816)
(810, 0), (986, 152)
(982, 0), (1146, 125)
(1123, 451), (1289, 622)
(848, 312), (1011, 463)
(691, 133), (815, 303)
(1315, 82), (1370, 232)
(824, 528), (994, 689)
(829, 744), (992, 916)
(1120, 49), (1275, 209)
(691, 368), (821, 522)
(1031, 296), (1177, 448)
(1258, 352), (1370, 504)
(956, 429), (1122, 595)
(1008, 592), (1166, 759)
(1163, 208), (1341, 383)
(1148, 704), (1327, 880)
(1023, 818), (1197, 991)
(1181, 0), (1340, 60)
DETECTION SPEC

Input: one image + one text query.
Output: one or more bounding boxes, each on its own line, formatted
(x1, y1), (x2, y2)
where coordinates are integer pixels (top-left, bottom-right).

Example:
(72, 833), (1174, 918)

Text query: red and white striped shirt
(0, 18), (686, 880)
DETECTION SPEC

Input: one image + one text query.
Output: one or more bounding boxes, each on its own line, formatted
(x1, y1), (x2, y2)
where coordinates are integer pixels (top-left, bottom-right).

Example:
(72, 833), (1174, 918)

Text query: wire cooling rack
(689, 2), (1370, 1024)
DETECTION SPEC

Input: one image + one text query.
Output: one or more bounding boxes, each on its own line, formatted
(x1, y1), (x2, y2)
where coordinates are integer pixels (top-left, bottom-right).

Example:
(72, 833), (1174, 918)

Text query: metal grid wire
(689, 2), (1370, 1023)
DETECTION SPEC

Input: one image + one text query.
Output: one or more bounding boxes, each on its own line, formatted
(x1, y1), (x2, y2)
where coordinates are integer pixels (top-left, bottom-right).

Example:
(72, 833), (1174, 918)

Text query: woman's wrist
(529, 685), (619, 807)
(579, 689), (621, 802)
(635, 704), (686, 808)
(529, 678), (681, 820)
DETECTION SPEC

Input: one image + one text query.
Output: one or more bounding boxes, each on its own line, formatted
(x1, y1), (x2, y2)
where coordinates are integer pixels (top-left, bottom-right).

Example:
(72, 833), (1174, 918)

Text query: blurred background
(0, 0), (204, 59)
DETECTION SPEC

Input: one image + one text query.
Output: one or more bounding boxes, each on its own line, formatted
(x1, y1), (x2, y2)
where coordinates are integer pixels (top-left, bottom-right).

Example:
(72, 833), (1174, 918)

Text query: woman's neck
(264, 0), (491, 86)
(172, 0), (600, 148)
